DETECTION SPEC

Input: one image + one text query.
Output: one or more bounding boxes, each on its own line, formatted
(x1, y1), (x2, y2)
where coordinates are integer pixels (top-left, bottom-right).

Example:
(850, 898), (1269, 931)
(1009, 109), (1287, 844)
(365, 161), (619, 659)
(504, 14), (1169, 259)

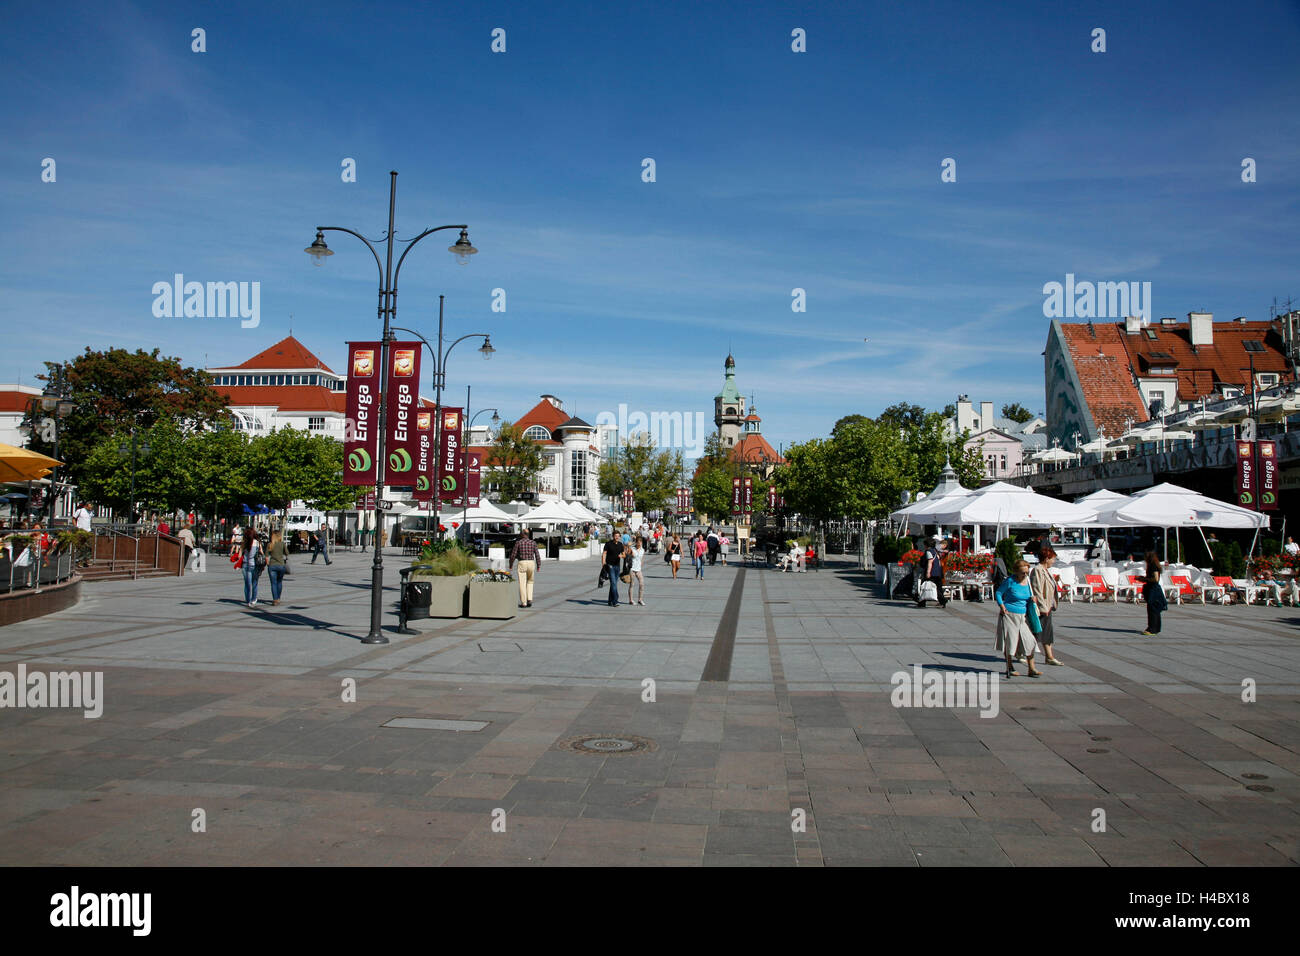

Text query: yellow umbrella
(0, 443), (62, 482)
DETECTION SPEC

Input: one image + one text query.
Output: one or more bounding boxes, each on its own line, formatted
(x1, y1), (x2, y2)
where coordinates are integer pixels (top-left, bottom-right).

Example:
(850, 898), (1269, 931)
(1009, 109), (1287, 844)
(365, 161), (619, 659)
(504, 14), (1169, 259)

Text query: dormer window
(523, 425), (551, 442)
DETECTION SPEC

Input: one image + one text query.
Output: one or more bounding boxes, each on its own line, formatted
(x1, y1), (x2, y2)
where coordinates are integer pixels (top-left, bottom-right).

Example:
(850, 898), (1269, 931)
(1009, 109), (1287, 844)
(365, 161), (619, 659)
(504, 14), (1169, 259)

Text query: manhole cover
(1087, 748), (1109, 754)
(1242, 772), (1268, 780)
(1246, 784), (1275, 793)
(555, 733), (658, 756)
(1090, 736), (1111, 742)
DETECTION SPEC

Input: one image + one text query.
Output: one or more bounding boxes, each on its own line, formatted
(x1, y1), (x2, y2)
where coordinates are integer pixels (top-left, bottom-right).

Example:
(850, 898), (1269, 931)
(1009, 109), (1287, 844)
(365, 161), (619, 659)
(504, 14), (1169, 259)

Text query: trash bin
(398, 567), (432, 631)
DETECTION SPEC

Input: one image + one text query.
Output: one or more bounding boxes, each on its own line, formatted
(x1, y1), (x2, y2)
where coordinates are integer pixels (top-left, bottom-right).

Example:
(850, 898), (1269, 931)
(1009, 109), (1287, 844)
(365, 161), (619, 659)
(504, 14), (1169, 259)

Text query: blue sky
(2, 0), (1298, 453)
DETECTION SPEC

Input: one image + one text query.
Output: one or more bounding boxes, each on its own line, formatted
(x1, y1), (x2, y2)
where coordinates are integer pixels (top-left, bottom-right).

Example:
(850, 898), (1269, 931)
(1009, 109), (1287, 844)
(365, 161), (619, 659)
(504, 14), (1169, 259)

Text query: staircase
(81, 526), (185, 584)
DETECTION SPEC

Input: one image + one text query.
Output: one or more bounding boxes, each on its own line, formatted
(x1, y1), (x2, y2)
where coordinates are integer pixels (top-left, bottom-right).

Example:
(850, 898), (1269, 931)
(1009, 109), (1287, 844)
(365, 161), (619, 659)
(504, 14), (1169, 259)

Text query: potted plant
(558, 540), (590, 562)
(467, 568), (517, 618)
(409, 544), (478, 617)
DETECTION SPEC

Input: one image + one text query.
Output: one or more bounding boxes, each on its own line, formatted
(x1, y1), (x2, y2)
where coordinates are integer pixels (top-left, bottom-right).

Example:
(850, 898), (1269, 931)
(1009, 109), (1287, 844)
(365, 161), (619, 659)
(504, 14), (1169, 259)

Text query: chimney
(1188, 311), (1213, 346)
(980, 401), (994, 430)
(1124, 315), (1143, 334)
(1160, 317), (1177, 326)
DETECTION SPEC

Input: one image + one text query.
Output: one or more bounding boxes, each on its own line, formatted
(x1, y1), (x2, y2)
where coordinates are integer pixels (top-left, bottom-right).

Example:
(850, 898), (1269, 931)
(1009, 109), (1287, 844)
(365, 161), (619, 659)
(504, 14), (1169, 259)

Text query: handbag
(1025, 599), (1043, 634)
(919, 580), (938, 603)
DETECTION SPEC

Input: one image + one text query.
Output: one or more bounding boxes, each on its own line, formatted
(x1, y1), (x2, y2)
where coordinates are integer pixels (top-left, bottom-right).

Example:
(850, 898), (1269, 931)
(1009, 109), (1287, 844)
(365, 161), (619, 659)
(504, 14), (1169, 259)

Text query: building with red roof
(1046, 313), (1296, 448)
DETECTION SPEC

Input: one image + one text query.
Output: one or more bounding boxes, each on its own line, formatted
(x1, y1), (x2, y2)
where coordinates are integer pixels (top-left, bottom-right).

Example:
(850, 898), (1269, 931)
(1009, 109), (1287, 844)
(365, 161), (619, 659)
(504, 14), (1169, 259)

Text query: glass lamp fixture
(304, 231), (333, 267)
(449, 229), (477, 265)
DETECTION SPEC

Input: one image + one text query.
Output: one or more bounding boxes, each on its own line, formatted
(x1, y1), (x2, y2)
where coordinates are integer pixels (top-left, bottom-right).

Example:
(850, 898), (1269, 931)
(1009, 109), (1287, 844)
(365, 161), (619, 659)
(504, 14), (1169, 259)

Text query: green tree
(942, 403), (956, 418)
(25, 348), (231, 488)
(1001, 402), (1034, 424)
(831, 414), (869, 437)
(598, 432), (684, 513)
(246, 427), (349, 517)
(484, 422), (545, 502)
(877, 403), (927, 430)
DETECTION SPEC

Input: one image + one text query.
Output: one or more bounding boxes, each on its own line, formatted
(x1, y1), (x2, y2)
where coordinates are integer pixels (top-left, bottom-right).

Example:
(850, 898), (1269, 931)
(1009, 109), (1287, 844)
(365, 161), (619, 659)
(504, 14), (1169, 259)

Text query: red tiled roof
(731, 434), (784, 465)
(1126, 322), (1288, 394)
(223, 336), (336, 374)
(1060, 323), (1149, 438)
(218, 385), (346, 413)
(513, 397), (570, 437)
(1061, 318), (1292, 438)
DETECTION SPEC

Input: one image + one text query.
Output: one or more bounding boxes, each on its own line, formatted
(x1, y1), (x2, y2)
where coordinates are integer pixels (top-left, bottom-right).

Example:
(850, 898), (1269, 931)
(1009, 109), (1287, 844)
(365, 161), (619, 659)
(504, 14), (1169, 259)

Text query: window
(523, 425), (550, 441)
(1000, 454), (1008, 472)
(1258, 373), (1279, 387)
(308, 416), (325, 431)
(1243, 340), (1266, 353)
(570, 448), (587, 498)
(1144, 329), (1158, 340)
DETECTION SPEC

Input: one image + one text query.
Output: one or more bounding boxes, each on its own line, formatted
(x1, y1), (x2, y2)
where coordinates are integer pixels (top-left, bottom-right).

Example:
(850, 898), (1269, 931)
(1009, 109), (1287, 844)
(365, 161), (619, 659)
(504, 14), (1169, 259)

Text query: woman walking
(630, 535), (646, 605)
(669, 534), (682, 579)
(719, 531), (730, 566)
(238, 527), (264, 608)
(996, 559), (1041, 678)
(1031, 547), (1062, 665)
(693, 532), (707, 580)
(266, 529), (289, 606)
(1141, 551), (1166, 635)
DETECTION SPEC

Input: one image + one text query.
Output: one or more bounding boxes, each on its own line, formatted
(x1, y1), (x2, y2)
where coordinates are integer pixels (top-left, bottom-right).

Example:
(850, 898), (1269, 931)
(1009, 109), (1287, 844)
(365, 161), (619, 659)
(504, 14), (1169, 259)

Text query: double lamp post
(304, 170), (483, 645)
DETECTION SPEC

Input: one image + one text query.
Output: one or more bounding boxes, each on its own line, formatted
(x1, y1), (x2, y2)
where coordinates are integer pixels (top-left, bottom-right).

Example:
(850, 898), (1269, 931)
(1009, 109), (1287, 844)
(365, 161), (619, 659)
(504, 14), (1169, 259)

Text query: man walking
(917, 536), (948, 608)
(707, 526), (720, 565)
(509, 528), (540, 608)
(603, 531), (626, 607)
(178, 522), (196, 570)
(310, 521), (332, 565)
(74, 502), (93, 532)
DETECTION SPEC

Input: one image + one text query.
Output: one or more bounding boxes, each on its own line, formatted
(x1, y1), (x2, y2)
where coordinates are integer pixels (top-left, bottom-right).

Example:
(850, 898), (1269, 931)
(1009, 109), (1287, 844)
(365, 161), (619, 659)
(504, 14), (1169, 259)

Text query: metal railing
(2, 544), (76, 593)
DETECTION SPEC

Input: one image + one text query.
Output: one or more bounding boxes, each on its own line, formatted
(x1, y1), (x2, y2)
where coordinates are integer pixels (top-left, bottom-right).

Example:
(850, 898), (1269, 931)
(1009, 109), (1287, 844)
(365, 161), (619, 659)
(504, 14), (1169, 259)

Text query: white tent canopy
(518, 500), (585, 525)
(889, 459), (971, 524)
(563, 500), (603, 523)
(1032, 446), (1080, 463)
(926, 481), (1098, 527)
(450, 498), (515, 524)
(1109, 482), (1268, 530)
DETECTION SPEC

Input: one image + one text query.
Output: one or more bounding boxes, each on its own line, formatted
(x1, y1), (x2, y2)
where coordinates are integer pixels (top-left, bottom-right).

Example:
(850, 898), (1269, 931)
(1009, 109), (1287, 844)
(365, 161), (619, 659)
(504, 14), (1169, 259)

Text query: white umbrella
(563, 500), (603, 522)
(454, 498), (515, 524)
(1112, 483), (1268, 530)
(1032, 446), (1080, 463)
(926, 481), (1098, 528)
(518, 500), (582, 525)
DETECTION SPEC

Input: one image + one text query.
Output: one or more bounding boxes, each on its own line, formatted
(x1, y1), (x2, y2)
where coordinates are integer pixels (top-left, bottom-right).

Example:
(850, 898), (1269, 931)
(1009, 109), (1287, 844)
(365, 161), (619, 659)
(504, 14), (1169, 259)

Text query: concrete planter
(557, 547), (589, 562)
(411, 573), (471, 617)
(588, 540), (603, 557)
(874, 564), (886, 584)
(467, 579), (517, 619)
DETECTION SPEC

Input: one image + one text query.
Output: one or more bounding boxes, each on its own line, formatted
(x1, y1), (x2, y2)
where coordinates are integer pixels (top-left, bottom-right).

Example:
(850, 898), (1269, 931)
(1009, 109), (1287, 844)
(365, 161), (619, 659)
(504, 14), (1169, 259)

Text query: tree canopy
(483, 422), (546, 502)
(598, 432), (684, 513)
(1001, 402), (1035, 424)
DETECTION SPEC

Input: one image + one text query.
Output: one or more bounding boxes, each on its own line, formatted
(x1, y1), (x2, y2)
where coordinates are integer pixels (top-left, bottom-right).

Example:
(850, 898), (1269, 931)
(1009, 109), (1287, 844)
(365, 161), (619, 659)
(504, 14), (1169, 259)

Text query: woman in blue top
(996, 559), (1041, 678)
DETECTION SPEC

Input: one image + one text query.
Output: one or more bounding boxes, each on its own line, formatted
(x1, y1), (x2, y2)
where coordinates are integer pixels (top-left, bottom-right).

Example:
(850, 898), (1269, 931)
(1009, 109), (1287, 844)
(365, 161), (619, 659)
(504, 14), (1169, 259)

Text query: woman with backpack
(238, 527), (265, 607)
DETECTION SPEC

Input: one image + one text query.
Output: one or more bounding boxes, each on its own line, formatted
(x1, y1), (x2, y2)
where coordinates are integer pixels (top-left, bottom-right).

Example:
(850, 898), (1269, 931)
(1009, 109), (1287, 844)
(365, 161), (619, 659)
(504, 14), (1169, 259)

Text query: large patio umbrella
(0, 443), (60, 482)
(1108, 482), (1269, 561)
(564, 500), (604, 523)
(518, 500), (582, 525)
(890, 459), (971, 526)
(926, 482), (1098, 538)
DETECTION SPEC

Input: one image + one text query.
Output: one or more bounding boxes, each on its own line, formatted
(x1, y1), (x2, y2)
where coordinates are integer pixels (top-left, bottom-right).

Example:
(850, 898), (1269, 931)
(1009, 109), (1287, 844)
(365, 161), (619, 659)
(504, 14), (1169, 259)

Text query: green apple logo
(389, 449), (412, 472)
(348, 449), (372, 472)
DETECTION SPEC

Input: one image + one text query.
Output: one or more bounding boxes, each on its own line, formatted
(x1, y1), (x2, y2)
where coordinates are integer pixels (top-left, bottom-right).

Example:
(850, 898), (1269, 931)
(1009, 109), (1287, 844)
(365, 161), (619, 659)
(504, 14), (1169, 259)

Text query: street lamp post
(305, 170), (478, 644)
(117, 428), (150, 524)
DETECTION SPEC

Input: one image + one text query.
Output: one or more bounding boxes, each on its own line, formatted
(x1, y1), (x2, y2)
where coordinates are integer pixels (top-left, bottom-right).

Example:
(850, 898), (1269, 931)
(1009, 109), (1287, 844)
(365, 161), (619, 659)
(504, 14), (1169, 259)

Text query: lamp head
(305, 230), (333, 266)
(450, 229), (477, 265)
(479, 336), (495, 359)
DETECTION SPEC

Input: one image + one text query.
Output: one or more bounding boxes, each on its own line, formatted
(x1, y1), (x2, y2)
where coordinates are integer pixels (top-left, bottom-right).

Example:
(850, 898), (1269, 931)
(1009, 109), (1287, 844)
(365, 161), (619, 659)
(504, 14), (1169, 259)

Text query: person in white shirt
(629, 535), (646, 606)
(74, 504), (92, 532)
(1285, 537), (1299, 557)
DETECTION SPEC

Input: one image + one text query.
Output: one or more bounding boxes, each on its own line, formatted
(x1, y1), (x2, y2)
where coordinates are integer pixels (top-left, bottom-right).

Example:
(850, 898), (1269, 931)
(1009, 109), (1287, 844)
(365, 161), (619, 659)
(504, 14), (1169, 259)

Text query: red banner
(1236, 440), (1255, 508)
(355, 491), (376, 511)
(383, 342), (422, 487)
(344, 342), (381, 485)
(676, 487), (691, 513)
(743, 476), (753, 512)
(731, 477), (742, 513)
(1259, 440), (1278, 510)
(412, 409), (436, 500)
(468, 452), (482, 507)
(438, 407), (464, 502)
(767, 485), (779, 510)
(622, 489), (634, 512)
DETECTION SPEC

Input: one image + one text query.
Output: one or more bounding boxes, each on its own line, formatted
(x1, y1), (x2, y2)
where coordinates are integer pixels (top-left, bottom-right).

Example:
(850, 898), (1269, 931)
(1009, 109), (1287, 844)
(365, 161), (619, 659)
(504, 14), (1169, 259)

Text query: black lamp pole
(306, 170), (477, 644)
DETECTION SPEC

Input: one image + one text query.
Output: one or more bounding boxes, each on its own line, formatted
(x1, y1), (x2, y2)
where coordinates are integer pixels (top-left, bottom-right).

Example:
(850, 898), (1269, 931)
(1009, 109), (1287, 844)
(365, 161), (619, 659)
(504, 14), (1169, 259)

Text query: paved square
(1, 550), (1296, 866)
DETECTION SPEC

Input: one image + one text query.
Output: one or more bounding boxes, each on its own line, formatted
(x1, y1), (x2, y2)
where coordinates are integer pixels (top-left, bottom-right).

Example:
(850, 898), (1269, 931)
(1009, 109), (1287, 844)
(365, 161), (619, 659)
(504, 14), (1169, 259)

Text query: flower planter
(874, 564), (886, 584)
(557, 548), (589, 562)
(411, 572), (472, 617)
(467, 579), (517, 619)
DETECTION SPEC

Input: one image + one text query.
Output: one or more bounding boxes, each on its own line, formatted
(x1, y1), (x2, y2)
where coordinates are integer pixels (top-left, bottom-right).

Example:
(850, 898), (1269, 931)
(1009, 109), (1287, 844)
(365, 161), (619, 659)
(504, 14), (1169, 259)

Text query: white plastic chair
(1054, 565), (1078, 602)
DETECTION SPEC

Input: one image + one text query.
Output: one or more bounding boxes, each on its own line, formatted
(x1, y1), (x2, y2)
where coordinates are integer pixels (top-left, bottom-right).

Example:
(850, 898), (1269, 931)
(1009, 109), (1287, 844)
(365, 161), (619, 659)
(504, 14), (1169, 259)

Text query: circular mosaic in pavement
(555, 733), (658, 756)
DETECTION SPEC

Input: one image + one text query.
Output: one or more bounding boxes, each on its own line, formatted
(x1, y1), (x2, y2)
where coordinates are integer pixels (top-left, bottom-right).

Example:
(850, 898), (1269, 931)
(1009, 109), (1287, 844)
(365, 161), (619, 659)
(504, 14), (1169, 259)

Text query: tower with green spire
(714, 353), (746, 448)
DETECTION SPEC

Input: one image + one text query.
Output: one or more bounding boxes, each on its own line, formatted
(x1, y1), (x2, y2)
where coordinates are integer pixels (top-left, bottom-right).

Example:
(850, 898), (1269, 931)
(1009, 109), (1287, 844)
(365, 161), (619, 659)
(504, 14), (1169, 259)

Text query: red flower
(438, 524), (447, 532)
(452, 522), (460, 529)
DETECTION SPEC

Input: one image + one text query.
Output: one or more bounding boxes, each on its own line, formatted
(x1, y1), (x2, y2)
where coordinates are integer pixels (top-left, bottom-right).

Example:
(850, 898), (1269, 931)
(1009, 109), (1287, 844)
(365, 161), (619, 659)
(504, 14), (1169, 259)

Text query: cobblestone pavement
(0, 549), (1296, 866)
